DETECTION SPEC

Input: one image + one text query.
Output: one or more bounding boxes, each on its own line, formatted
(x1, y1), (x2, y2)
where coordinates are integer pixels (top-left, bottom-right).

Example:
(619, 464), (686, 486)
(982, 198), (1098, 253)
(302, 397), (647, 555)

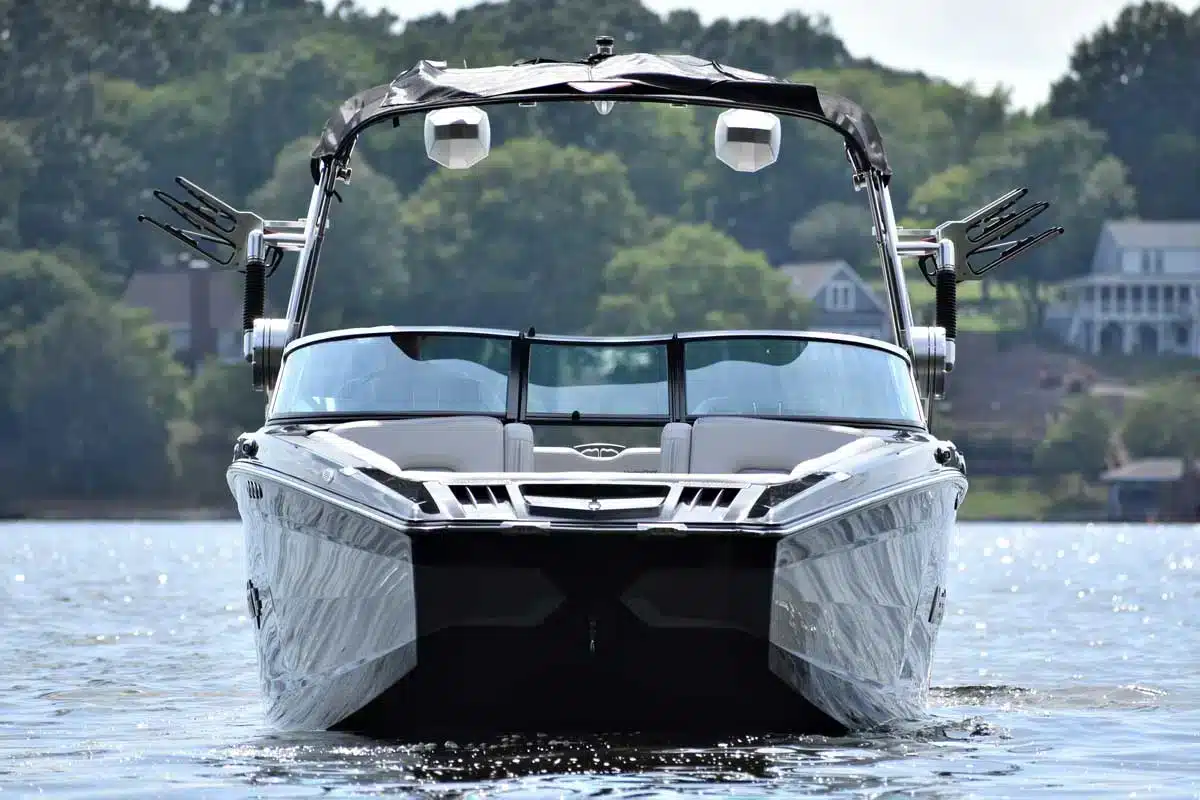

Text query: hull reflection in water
(232, 456), (963, 739)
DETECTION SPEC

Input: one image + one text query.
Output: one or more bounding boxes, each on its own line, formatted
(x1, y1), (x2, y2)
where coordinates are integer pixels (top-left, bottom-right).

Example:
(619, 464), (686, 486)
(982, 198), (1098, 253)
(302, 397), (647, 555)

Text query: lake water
(1, 520), (1197, 799)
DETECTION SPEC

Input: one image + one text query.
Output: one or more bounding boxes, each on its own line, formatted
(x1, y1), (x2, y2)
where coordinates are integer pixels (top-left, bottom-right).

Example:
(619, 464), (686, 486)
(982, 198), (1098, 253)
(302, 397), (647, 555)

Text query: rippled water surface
(2, 520), (1198, 798)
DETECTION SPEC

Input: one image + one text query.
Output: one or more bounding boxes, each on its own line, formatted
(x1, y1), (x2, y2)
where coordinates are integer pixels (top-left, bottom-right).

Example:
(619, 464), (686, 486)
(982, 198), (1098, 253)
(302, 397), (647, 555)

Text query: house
(1099, 457), (1200, 522)
(778, 259), (890, 342)
(121, 267), (244, 370)
(1045, 220), (1200, 357)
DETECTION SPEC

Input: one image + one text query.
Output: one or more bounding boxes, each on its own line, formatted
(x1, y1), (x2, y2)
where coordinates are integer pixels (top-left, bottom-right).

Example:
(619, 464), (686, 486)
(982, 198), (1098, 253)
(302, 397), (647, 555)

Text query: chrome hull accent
(230, 431), (964, 737)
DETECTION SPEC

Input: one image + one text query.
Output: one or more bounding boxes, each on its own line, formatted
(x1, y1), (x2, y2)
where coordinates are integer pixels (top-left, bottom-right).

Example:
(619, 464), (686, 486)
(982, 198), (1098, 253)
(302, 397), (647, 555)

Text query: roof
(1104, 220), (1200, 250)
(1100, 458), (1200, 483)
(310, 52), (891, 182)
(778, 259), (887, 312)
(121, 270), (242, 330)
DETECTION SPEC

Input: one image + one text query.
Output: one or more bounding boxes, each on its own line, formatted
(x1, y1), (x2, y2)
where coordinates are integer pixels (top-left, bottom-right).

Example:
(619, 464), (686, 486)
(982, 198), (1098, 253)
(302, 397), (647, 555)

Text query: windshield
(683, 337), (923, 424)
(268, 331), (922, 426)
(526, 341), (670, 418)
(270, 332), (512, 416)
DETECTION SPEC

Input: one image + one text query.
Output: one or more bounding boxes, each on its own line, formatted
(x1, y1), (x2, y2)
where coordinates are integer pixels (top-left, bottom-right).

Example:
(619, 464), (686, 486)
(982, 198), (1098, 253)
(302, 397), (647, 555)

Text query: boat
(138, 37), (1062, 738)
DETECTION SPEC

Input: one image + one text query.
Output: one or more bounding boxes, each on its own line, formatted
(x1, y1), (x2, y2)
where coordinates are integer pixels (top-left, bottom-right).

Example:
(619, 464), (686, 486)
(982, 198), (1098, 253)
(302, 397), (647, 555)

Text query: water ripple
(1, 520), (1199, 798)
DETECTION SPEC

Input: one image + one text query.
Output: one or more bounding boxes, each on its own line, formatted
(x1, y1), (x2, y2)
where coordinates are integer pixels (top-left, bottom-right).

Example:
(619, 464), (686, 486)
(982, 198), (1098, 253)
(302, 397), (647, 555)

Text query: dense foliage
(0, 0), (1196, 510)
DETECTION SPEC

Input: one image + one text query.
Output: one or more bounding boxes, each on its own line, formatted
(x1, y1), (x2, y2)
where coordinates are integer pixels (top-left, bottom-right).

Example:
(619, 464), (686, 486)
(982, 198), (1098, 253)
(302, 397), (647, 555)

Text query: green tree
(687, 67), (1010, 265)
(0, 249), (190, 509)
(788, 201), (878, 273)
(219, 32), (388, 201)
(391, 0), (848, 81)
(0, 122), (34, 249)
(16, 80), (153, 280)
(1034, 393), (1115, 479)
(592, 223), (810, 335)
(1048, 2), (1200, 219)
(1122, 378), (1200, 460)
(501, 102), (711, 223)
(789, 68), (1008, 190)
(247, 138), (410, 333)
(908, 118), (1136, 326)
(0, 0), (202, 119)
(173, 359), (267, 504)
(0, 249), (114, 354)
(1, 294), (186, 506)
(397, 137), (650, 333)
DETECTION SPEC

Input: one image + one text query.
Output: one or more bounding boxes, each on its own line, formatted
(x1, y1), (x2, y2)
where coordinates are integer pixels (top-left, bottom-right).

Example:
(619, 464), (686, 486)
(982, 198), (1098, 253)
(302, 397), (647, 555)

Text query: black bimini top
(310, 52), (891, 183)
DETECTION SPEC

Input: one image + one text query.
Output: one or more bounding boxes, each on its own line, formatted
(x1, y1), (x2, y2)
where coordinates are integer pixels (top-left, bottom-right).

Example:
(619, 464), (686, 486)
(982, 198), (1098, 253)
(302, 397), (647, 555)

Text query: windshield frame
(267, 327), (925, 430)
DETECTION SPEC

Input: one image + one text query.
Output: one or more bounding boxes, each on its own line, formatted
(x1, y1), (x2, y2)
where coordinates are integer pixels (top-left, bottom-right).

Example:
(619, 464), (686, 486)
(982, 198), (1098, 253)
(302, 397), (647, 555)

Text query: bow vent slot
(450, 484), (512, 510)
(678, 486), (739, 510)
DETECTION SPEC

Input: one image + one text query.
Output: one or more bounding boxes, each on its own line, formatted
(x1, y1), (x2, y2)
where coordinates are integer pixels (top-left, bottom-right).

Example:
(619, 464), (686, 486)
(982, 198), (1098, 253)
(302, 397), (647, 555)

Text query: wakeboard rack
(900, 187), (1064, 287)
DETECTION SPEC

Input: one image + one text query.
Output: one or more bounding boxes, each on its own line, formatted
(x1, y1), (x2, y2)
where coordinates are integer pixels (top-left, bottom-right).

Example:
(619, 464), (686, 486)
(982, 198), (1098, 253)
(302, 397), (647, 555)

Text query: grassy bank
(958, 476), (1109, 522)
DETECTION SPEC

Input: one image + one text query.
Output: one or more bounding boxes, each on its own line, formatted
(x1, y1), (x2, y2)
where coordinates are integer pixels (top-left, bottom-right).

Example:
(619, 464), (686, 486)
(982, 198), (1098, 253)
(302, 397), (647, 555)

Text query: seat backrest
(327, 416), (505, 472)
(504, 423), (535, 472)
(533, 446), (660, 473)
(688, 417), (863, 474)
(659, 422), (692, 473)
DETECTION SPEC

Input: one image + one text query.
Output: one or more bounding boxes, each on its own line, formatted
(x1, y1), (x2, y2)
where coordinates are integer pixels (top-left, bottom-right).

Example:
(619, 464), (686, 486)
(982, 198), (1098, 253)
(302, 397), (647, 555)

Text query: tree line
(0, 0), (1197, 510)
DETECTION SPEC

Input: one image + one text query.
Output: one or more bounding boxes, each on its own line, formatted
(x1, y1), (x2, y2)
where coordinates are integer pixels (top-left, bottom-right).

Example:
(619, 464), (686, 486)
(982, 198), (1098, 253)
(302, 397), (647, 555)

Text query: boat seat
(687, 416), (863, 474)
(660, 422), (692, 473)
(504, 422), (535, 472)
(533, 446), (660, 473)
(326, 417), (509, 473)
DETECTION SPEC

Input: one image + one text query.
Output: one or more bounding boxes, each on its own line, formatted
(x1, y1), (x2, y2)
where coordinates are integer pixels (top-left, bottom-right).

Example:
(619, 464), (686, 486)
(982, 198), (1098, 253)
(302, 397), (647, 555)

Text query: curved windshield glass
(683, 338), (923, 424)
(270, 333), (512, 416)
(527, 342), (669, 417)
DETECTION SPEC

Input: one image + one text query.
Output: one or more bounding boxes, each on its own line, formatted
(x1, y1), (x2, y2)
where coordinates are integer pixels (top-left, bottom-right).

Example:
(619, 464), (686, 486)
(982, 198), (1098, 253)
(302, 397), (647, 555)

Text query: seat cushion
(328, 416), (505, 472)
(688, 417), (862, 474)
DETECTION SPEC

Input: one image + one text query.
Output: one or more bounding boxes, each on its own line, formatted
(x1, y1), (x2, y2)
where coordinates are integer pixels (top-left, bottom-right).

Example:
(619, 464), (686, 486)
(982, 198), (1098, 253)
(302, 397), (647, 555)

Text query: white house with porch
(1046, 220), (1200, 358)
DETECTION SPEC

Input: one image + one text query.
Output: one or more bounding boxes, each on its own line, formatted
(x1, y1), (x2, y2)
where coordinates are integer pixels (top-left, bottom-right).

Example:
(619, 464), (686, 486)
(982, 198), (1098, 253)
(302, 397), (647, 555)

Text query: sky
(155, 0), (1200, 110)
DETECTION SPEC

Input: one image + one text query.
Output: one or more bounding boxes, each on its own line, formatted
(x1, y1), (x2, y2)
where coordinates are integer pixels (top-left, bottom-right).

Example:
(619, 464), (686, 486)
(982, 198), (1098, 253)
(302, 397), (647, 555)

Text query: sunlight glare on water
(1, 520), (1198, 798)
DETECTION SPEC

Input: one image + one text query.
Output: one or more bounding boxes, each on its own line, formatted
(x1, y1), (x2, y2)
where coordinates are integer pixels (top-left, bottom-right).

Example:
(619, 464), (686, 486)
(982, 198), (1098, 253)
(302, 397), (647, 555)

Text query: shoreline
(1, 505), (239, 523)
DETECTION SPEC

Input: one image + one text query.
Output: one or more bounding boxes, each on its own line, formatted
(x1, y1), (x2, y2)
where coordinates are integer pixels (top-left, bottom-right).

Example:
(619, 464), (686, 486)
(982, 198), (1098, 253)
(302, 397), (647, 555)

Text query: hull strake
(232, 469), (962, 737)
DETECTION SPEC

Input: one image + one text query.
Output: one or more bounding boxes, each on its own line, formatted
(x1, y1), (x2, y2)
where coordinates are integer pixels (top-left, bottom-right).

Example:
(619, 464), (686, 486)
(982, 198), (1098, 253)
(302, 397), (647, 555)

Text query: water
(2, 520), (1198, 799)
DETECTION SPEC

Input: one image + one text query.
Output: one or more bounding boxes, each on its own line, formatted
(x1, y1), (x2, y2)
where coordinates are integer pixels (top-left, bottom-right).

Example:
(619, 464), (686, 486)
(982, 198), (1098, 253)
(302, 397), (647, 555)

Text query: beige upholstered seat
(322, 416), (862, 476)
(685, 417), (863, 474)
(503, 423), (535, 472)
(326, 417), (531, 473)
(659, 422), (692, 473)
